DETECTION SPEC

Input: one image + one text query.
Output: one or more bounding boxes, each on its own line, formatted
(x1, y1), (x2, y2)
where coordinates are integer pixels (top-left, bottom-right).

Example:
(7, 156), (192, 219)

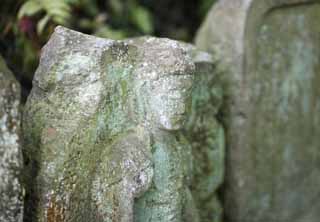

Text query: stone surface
(196, 1), (320, 222)
(0, 55), (23, 222)
(181, 43), (225, 222)
(23, 27), (207, 222)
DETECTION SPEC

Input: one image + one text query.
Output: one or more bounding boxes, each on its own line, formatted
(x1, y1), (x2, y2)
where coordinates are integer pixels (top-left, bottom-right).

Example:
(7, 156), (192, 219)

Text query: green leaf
(18, 0), (43, 19)
(44, 0), (71, 12)
(94, 25), (127, 40)
(42, 0), (71, 25)
(109, 0), (124, 16)
(130, 5), (154, 34)
(64, 0), (81, 4)
(37, 14), (50, 35)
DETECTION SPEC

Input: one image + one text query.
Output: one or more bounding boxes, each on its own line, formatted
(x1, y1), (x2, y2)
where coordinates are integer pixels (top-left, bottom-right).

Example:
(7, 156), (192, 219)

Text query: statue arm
(91, 132), (153, 222)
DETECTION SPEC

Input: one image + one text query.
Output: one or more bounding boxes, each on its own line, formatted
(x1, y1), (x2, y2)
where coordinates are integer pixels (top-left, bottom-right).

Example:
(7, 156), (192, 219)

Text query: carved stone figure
(125, 37), (199, 222)
(0, 55), (24, 222)
(23, 27), (201, 222)
(182, 45), (225, 222)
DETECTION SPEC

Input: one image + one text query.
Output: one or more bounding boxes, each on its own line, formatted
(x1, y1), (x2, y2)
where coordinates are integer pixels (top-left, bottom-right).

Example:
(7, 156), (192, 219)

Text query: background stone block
(196, 1), (320, 221)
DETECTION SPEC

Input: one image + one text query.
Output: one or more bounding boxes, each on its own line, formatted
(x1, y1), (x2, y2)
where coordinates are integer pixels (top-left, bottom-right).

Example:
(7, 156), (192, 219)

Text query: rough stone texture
(125, 38), (226, 222)
(23, 27), (207, 222)
(181, 44), (225, 222)
(196, 0), (320, 222)
(0, 55), (23, 222)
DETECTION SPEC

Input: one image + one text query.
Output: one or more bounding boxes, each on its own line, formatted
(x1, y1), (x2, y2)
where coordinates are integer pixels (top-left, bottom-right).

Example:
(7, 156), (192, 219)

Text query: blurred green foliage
(0, 0), (216, 96)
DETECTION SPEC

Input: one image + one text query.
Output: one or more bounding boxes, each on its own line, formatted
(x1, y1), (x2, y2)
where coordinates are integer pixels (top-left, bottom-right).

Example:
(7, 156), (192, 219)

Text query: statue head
(128, 37), (195, 131)
(101, 38), (195, 135)
(140, 71), (193, 131)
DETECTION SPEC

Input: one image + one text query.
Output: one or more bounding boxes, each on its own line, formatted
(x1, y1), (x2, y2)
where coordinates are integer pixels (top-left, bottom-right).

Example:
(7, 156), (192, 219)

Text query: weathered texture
(0, 55), (23, 222)
(23, 27), (201, 222)
(122, 37), (197, 222)
(196, 0), (320, 222)
(181, 44), (225, 222)
(23, 27), (149, 222)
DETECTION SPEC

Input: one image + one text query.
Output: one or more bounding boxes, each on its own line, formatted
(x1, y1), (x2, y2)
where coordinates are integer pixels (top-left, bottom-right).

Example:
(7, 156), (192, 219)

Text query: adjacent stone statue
(24, 27), (221, 222)
(0, 55), (24, 222)
(125, 37), (199, 222)
(182, 45), (225, 222)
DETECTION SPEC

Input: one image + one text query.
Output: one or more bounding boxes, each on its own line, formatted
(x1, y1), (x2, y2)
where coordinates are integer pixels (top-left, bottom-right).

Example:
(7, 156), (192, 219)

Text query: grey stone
(180, 43), (225, 222)
(0, 55), (23, 222)
(196, 0), (320, 222)
(190, 53), (225, 222)
(23, 27), (209, 222)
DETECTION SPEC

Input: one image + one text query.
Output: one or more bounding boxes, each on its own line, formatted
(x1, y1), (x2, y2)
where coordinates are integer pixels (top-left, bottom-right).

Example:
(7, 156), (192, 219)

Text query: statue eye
(134, 174), (142, 185)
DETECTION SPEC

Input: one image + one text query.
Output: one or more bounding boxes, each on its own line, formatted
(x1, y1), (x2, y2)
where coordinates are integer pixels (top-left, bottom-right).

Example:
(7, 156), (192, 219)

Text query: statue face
(148, 73), (193, 130)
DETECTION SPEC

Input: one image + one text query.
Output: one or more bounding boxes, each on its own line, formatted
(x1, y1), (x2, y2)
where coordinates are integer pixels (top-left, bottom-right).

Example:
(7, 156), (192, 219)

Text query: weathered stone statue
(23, 27), (208, 222)
(0, 55), (24, 222)
(196, 0), (320, 222)
(125, 37), (198, 222)
(182, 45), (225, 222)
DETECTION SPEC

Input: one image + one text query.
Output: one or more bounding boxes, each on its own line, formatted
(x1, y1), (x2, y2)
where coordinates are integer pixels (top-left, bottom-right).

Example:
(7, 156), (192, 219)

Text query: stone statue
(0, 55), (24, 222)
(182, 45), (225, 222)
(125, 37), (199, 222)
(23, 27), (200, 222)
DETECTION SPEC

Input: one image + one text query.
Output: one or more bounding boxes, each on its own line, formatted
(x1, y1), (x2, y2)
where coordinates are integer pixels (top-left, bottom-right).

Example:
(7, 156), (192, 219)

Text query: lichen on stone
(0, 55), (23, 222)
(24, 27), (225, 222)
